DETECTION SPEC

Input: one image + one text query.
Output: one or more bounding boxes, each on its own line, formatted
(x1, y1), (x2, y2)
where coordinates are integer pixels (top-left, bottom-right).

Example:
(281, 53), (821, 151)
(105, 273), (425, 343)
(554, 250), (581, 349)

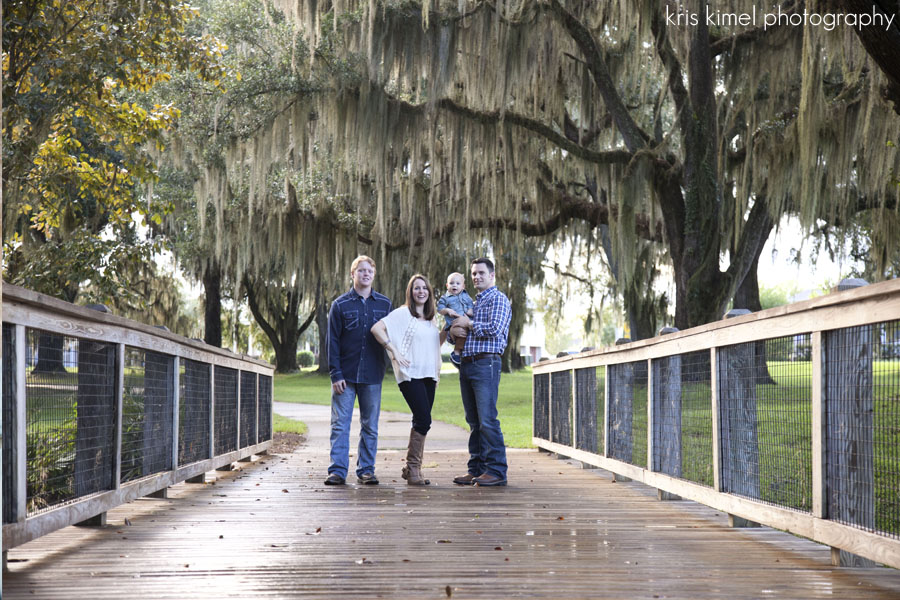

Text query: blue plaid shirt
(328, 288), (392, 384)
(462, 286), (511, 357)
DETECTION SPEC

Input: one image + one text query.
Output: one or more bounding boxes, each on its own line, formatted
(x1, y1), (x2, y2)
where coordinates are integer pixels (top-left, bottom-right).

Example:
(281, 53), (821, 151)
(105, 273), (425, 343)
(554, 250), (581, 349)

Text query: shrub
(297, 350), (315, 368)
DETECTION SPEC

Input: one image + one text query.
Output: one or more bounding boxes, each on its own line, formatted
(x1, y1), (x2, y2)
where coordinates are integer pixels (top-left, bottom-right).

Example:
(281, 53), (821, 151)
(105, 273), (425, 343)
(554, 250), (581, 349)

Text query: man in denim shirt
(325, 255), (392, 485)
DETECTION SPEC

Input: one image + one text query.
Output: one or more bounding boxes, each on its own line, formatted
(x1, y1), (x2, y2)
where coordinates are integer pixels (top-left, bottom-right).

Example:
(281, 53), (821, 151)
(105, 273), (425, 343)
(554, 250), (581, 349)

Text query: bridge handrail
(2, 282), (275, 550)
(532, 277), (900, 569)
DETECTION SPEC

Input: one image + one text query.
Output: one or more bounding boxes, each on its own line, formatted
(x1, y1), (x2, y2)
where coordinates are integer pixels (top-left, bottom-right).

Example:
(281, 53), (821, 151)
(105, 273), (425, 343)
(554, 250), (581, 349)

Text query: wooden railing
(1, 283), (274, 551)
(532, 278), (900, 569)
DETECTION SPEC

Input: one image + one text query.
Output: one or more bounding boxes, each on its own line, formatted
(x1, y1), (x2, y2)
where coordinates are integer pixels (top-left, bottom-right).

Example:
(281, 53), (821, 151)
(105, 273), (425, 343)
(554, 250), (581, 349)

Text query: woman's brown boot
(401, 428), (430, 485)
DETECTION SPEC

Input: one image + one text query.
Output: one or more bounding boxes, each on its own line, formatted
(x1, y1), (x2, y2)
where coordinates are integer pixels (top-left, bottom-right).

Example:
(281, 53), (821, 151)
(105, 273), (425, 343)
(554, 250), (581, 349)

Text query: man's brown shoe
(473, 473), (507, 487)
(453, 473), (478, 485)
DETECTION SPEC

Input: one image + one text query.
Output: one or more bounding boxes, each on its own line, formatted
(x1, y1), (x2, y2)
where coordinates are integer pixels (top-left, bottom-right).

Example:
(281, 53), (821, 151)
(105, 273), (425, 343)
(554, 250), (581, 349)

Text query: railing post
(171, 357), (180, 481)
(115, 343), (124, 491)
(571, 367), (577, 452)
(811, 331), (825, 520)
(646, 358), (654, 474)
(15, 325), (26, 523)
(235, 369), (242, 453)
(710, 347), (721, 493)
(603, 364), (610, 458)
(209, 364), (215, 461)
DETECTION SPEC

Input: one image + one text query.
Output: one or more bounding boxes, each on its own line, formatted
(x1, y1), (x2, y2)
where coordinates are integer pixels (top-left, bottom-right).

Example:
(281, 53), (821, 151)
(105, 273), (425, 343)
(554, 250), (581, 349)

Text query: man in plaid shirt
(447, 257), (511, 486)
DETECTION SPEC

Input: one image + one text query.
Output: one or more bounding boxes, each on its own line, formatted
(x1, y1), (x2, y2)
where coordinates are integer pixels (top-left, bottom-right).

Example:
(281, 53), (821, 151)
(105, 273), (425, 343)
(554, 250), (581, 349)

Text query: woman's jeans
(459, 354), (508, 478)
(398, 378), (436, 435)
(329, 381), (381, 479)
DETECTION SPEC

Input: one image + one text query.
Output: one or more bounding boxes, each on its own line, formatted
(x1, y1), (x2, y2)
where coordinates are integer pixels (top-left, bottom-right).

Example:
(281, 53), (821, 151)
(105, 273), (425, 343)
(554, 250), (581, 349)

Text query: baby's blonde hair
(446, 272), (465, 285)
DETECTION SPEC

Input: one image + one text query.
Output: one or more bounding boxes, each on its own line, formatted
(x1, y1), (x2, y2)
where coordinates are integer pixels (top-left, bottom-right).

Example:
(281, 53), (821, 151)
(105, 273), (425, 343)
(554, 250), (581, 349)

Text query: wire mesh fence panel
(240, 371), (258, 448)
(682, 351), (713, 486)
(873, 320), (900, 538)
(575, 367), (598, 453)
(652, 355), (682, 477)
(826, 321), (900, 538)
(533, 372), (550, 440)
(121, 349), (174, 483)
(258, 374), (272, 442)
(653, 352), (714, 486)
(214, 366), (239, 455)
(757, 337), (812, 511)
(608, 360), (648, 467)
(179, 359), (211, 466)
(550, 370), (572, 446)
(3, 324), (17, 523)
(26, 330), (117, 515)
(719, 336), (812, 510)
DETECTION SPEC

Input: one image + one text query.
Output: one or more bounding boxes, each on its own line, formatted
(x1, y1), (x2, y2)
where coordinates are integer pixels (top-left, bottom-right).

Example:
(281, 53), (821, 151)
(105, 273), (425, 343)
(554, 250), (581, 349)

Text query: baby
(436, 272), (475, 366)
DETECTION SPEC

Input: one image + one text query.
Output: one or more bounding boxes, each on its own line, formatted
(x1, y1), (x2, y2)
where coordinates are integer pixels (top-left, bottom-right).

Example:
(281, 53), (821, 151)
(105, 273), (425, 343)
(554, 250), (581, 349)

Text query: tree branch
(387, 94), (632, 166)
(547, 0), (651, 153)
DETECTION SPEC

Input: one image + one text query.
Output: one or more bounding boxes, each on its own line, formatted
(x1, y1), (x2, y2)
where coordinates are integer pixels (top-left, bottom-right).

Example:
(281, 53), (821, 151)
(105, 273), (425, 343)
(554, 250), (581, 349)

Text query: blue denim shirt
(436, 289), (474, 329)
(328, 288), (392, 384)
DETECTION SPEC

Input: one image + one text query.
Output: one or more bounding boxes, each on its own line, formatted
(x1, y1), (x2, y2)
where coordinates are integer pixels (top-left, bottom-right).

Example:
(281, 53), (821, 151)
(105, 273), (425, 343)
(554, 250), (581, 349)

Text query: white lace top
(379, 307), (441, 384)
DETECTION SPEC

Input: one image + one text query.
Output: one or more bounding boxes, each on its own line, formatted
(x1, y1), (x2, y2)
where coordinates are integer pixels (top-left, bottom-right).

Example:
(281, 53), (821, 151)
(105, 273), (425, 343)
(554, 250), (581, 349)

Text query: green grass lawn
(273, 412), (308, 435)
(274, 366), (535, 448)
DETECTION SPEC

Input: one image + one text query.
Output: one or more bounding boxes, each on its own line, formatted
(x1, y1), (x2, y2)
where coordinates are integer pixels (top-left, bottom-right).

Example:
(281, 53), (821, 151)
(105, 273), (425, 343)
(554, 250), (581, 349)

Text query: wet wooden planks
(4, 446), (900, 599)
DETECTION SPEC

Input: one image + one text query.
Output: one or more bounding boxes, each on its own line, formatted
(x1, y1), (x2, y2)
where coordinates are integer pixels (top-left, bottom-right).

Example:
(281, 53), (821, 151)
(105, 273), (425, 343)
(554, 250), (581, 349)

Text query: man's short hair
(351, 255), (376, 274)
(471, 257), (495, 273)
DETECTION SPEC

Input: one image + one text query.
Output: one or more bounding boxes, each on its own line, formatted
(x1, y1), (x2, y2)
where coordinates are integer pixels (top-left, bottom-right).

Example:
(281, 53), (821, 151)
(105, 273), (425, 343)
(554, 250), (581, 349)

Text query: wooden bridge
(4, 403), (900, 599)
(4, 280), (900, 598)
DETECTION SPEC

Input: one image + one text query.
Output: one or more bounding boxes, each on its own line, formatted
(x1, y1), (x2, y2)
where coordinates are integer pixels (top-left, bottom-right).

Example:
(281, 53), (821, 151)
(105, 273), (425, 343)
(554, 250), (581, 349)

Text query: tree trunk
(734, 253), (777, 385)
(599, 224), (658, 341)
(244, 278), (316, 374)
(315, 297), (329, 375)
(203, 264), (222, 347)
(32, 332), (67, 374)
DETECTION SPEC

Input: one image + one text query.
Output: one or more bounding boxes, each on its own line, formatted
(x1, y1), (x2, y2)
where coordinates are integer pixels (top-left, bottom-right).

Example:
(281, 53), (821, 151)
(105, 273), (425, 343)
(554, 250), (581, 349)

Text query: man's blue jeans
(459, 354), (507, 479)
(329, 381), (382, 479)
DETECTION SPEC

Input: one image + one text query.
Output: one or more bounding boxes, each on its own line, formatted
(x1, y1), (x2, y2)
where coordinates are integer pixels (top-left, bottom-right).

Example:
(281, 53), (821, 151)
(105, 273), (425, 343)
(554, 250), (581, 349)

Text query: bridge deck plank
(4, 445), (900, 599)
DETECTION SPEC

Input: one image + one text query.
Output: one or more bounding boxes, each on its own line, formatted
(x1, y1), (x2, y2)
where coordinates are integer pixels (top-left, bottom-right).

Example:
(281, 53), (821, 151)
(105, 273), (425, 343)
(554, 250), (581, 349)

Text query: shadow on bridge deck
(4, 404), (900, 599)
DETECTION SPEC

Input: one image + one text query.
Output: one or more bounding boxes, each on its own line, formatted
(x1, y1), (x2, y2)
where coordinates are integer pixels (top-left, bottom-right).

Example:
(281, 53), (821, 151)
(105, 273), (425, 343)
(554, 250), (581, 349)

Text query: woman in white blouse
(371, 274), (442, 485)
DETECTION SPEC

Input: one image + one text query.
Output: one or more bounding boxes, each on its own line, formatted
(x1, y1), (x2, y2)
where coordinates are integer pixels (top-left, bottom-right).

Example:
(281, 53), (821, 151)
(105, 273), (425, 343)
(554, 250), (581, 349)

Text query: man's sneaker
(324, 473), (345, 485)
(450, 351), (461, 366)
(357, 472), (379, 485)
